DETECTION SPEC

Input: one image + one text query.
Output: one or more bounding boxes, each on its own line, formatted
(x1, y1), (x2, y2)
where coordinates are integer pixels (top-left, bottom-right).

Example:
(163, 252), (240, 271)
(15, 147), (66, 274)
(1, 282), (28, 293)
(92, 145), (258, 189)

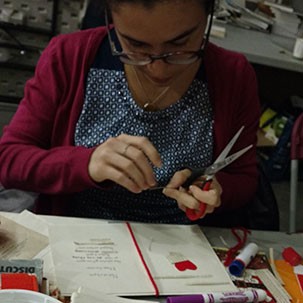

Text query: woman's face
(111, 0), (207, 86)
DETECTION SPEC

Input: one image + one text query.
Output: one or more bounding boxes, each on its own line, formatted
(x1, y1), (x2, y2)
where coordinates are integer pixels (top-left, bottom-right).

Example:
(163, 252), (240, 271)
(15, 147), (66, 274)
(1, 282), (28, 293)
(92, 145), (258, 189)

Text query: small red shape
(174, 260), (197, 271)
(282, 247), (302, 266)
(296, 274), (303, 294)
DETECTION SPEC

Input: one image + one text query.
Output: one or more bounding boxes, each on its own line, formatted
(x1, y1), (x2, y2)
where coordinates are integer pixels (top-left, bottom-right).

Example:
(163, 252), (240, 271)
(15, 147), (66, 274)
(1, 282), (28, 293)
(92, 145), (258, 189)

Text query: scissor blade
(205, 144), (253, 175)
(214, 126), (245, 164)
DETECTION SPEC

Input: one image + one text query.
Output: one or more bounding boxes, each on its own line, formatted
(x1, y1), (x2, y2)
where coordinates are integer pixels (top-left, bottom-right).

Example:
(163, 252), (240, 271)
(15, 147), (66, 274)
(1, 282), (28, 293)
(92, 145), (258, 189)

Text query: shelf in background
(0, 62), (35, 72)
(0, 42), (43, 53)
(0, 95), (22, 104)
(0, 21), (52, 36)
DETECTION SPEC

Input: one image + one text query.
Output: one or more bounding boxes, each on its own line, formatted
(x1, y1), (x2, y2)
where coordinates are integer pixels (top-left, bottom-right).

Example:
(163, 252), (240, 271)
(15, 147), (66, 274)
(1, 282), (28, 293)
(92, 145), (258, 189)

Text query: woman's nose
(146, 59), (170, 77)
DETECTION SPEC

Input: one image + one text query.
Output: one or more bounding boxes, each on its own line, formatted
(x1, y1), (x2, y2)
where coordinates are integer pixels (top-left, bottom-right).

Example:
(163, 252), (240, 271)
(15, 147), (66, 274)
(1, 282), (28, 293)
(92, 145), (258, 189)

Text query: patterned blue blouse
(72, 33), (214, 224)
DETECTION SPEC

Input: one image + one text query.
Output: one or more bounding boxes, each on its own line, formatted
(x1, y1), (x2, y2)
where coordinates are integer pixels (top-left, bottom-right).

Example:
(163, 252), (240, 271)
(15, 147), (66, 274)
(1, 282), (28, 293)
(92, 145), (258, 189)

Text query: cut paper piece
(297, 274), (303, 295)
(167, 252), (197, 272)
(294, 265), (303, 295)
(175, 260), (197, 272)
(275, 259), (303, 303)
(0, 215), (48, 259)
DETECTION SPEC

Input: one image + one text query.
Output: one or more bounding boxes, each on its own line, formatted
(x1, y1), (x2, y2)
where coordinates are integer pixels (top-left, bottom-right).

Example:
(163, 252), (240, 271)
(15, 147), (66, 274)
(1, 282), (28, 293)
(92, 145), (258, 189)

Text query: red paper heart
(174, 260), (197, 271)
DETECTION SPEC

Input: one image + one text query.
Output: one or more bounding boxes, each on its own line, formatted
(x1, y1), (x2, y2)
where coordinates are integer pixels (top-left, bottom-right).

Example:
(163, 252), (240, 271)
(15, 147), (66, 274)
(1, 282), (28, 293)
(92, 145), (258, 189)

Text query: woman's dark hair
(81, 0), (214, 29)
(105, 0), (214, 14)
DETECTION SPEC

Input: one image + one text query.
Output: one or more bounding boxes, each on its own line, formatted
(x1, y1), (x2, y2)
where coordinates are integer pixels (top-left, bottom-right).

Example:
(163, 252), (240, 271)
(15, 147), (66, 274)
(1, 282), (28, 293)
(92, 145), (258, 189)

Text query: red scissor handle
(186, 179), (212, 221)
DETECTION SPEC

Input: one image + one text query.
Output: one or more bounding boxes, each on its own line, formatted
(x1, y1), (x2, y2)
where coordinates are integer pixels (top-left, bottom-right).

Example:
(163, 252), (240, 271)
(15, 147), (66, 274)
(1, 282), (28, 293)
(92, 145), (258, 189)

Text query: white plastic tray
(0, 289), (62, 303)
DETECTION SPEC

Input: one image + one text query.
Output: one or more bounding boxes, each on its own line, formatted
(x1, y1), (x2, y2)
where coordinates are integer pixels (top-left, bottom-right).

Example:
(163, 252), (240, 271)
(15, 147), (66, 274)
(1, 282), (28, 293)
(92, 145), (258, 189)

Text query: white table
(1, 211), (302, 303)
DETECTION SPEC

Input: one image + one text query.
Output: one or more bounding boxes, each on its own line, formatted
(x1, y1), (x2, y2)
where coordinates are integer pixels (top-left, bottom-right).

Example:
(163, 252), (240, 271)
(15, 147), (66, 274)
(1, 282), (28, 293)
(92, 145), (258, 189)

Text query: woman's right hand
(88, 134), (162, 193)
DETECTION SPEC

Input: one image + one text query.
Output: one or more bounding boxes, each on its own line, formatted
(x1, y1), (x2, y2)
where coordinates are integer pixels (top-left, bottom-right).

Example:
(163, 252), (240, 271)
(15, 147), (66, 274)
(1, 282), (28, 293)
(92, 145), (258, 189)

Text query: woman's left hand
(162, 169), (222, 218)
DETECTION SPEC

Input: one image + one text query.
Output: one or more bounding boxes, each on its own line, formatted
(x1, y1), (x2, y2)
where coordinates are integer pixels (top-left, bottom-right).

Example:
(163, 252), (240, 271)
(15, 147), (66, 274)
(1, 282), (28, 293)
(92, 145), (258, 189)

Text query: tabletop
(130, 226), (303, 303)
(1, 211), (302, 303)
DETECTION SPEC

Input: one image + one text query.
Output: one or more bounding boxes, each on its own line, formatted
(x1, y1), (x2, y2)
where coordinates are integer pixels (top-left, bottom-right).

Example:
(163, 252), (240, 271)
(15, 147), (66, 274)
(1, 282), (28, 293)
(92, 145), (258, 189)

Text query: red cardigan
(0, 27), (260, 215)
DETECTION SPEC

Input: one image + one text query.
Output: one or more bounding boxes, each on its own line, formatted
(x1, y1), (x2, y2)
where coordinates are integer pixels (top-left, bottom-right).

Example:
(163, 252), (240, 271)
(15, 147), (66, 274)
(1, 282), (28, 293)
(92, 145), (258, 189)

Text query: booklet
(48, 222), (236, 296)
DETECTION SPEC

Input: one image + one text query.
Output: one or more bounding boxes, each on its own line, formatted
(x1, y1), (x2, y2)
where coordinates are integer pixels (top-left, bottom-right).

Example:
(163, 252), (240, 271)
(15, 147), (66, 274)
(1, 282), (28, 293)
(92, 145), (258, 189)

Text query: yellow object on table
(275, 259), (303, 303)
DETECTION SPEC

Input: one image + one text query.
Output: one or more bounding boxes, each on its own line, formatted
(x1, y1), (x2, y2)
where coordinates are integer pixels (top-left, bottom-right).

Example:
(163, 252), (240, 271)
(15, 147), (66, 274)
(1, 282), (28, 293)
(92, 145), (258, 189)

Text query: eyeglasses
(105, 11), (207, 66)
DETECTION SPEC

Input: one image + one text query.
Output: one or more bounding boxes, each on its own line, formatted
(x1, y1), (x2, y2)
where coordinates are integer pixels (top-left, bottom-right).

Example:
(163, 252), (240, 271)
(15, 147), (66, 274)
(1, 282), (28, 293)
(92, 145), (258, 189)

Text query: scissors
(150, 126), (253, 221)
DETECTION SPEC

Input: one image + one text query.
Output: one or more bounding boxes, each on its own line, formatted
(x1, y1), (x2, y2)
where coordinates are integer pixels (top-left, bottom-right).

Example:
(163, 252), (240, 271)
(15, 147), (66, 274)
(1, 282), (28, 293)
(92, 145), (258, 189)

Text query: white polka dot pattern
(73, 68), (213, 223)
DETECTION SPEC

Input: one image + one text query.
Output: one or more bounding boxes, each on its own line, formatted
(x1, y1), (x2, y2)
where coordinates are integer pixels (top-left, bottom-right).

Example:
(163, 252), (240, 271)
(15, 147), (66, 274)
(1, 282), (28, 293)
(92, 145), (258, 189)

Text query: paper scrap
(275, 259), (303, 303)
(0, 215), (48, 259)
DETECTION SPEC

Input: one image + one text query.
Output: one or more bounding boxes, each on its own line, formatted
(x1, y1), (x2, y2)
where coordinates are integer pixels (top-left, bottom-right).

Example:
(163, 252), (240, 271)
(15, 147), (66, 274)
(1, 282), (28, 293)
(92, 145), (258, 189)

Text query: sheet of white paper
(71, 287), (160, 303)
(131, 223), (236, 294)
(49, 222), (236, 296)
(49, 223), (154, 296)
(0, 211), (56, 282)
(15, 210), (49, 236)
(0, 211), (113, 285)
(294, 265), (303, 275)
(40, 215), (115, 284)
(41, 214), (110, 225)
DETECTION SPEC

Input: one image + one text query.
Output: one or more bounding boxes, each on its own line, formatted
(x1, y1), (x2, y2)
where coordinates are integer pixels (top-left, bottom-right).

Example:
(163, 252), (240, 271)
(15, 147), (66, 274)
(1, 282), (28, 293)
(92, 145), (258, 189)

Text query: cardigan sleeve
(206, 45), (260, 211)
(0, 34), (98, 194)
(218, 59), (260, 210)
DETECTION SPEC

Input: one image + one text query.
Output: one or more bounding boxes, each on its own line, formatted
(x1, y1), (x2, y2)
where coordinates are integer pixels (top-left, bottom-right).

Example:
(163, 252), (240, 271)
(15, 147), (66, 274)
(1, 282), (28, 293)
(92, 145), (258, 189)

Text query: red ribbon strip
(223, 227), (251, 267)
(126, 222), (159, 297)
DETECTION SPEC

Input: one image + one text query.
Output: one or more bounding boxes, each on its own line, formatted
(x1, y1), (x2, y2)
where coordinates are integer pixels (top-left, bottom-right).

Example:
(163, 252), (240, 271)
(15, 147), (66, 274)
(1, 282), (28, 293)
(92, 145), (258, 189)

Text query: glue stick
(228, 243), (259, 277)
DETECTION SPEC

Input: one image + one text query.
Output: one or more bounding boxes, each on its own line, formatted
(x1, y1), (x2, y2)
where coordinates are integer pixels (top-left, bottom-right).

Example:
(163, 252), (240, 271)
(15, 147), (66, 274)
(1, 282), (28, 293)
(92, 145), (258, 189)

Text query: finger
(177, 202), (187, 212)
(163, 188), (201, 211)
(119, 135), (162, 168)
(122, 144), (157, 187)
(101, 138), (157, 188)
(105, 151), (154, 190)
(175, 187), (194, 213)
(104, 166), (143, 193)
(189, 184), (222, 213)
(189, 185), (218, 207)
(89, 142), (153, 190)
(208, 176), (223, 194)
(166, 169), (192, 188)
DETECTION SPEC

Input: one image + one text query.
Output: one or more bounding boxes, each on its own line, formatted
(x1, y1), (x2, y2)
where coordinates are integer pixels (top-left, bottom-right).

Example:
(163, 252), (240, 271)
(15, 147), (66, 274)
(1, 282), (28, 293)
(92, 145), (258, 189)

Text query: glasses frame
(104, 1), (215, 66)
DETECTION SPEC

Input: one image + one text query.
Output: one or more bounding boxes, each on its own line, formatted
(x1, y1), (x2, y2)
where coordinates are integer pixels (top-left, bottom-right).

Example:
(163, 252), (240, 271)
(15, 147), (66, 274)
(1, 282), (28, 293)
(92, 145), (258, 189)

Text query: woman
(0, 0), (260, 225)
